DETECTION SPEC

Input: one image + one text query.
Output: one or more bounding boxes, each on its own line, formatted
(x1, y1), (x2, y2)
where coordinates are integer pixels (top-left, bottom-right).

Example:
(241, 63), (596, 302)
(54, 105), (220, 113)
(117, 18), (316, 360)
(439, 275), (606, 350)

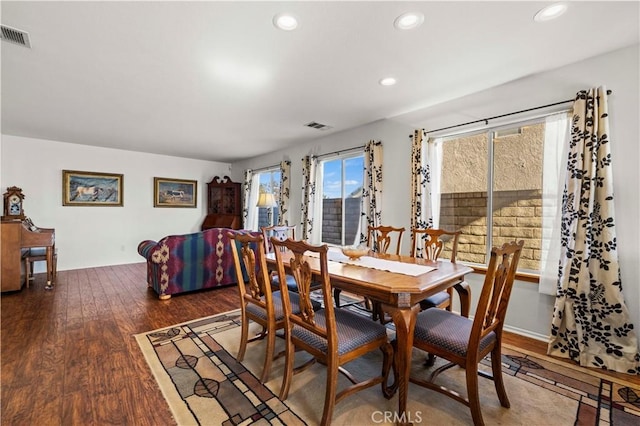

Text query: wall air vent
(0, 25), (31, 48)
(305, 121), (333, 131)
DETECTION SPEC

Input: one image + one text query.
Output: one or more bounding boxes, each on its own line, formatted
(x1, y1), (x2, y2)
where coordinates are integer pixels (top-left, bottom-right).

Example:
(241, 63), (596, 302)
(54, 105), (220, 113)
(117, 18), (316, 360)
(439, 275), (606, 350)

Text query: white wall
(0, 135), (231, 271)
(230, 45), (640, 344)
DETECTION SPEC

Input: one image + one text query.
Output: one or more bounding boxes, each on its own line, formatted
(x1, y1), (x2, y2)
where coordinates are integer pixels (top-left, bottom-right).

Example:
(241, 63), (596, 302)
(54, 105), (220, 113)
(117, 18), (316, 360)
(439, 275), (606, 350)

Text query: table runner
(266, 248), (435, 277)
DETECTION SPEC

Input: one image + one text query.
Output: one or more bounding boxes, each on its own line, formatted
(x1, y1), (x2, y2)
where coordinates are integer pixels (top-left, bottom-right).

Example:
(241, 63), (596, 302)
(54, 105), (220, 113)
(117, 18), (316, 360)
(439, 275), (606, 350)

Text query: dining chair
(408, 240), (524, 426)
(261, 225), (298, 292)
(272, 237), (393, 426)
(365, 225), (405, 322)
(333, 225), (406, 310)
(227, 232), (300, 383)
(367, 225), (405, 255)
(411, 228), (467, 313)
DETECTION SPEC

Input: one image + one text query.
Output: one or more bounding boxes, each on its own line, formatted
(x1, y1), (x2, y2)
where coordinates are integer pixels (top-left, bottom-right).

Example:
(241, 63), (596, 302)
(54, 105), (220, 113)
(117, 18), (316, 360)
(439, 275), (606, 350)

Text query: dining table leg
(387, 302), (420, 425)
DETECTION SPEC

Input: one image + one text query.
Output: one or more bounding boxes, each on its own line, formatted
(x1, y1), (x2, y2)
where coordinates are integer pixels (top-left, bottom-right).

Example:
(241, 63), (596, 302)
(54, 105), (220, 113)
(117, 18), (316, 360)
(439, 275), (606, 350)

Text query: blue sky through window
(258, 170), (281, 193)
(322, 155), (364, 198)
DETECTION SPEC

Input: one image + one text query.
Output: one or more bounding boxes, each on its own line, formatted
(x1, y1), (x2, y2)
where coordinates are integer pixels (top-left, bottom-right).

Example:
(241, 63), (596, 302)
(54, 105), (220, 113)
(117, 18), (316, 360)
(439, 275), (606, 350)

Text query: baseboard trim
(502, 324), (549, 342)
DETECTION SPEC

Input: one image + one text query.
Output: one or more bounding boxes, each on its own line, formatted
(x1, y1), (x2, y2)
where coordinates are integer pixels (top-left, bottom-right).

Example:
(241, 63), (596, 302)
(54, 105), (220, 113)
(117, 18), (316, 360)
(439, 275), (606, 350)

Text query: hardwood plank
(62, 390), (95, 425)
(1, 385), (34, 425)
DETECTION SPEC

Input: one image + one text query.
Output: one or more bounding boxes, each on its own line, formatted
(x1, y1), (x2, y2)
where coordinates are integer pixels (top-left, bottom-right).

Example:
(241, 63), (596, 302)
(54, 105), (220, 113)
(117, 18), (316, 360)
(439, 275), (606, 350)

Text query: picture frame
(62, 170), (124, 206)
(154, 177), (197, 208)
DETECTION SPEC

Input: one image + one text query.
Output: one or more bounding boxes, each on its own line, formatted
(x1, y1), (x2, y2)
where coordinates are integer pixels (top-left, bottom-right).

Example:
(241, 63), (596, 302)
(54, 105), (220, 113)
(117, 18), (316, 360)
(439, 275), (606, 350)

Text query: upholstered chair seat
(246, 291), (320, 321)
(414, 308), (496, 357)
(418, 291), (451, 311)
(292, 308), (388, 355)
(270, 273), (298, 293)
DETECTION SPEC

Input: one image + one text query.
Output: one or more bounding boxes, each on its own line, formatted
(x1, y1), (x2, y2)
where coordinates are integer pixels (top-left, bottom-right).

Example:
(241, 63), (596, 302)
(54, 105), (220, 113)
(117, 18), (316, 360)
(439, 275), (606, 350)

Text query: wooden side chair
(367, 225), (405, 255)
(272, 238), (393, 425)
(262, 225), (296, 254)
(334, 224), (406, 309)
(408, 240), (524, 426)
(411, 228), (468, 314)
(227, 232), (291, 383)
(366, 225), (405, 322)
(261, 225), (298, 292)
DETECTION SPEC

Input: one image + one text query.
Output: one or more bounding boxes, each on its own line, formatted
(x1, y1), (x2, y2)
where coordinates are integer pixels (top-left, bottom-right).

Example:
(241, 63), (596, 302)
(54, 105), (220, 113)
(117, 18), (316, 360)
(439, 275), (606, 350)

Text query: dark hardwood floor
(1, 263), (239, 425)
(2, 263), (637, 425)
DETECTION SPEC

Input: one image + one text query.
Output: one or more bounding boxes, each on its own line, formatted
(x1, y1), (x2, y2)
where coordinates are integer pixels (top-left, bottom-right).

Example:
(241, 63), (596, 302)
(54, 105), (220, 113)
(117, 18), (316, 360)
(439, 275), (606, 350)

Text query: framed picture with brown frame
(154, 177), (197, 208)
(62, 170), (124, 206)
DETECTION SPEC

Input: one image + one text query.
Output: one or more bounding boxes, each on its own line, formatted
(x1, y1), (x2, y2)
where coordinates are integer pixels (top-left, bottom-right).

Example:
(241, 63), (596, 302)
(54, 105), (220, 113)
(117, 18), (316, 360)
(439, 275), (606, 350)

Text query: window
(256, 169), (281, 229)
(318, 153), (364, 246)
(438, 118), (552, 273)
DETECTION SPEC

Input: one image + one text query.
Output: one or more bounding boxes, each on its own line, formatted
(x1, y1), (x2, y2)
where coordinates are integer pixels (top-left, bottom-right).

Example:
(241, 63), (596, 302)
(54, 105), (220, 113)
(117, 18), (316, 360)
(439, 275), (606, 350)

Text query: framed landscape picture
(154, 177), (197, 208)
(62, 170), (124, 206)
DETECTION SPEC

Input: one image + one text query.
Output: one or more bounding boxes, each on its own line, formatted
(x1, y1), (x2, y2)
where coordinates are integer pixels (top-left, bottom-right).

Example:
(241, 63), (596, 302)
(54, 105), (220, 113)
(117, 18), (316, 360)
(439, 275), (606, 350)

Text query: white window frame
(316, 151), (365, 246)
(436, 111), (569, 275)
(251, 167), (281, 230)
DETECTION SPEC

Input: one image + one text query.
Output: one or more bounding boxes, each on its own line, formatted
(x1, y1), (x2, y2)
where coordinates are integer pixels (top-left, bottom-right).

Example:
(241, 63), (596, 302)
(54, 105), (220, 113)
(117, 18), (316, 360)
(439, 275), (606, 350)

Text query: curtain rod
(313, 144), (365, 160)
(423, 90), (613, 135)
(251, 164), (280, 174)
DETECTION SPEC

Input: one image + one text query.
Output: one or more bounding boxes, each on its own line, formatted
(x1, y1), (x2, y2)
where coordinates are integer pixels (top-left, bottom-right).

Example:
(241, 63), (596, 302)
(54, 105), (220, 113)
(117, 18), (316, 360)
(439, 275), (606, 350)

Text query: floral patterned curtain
(277, 160), (291, 225)
(242, 168), (253, 229)
(242, 169), (260, 230)
(358, 141), (383, 245)
(410, 130), (442, 257)
(300, 155), (318, 241)
(548, 87), (639, 374)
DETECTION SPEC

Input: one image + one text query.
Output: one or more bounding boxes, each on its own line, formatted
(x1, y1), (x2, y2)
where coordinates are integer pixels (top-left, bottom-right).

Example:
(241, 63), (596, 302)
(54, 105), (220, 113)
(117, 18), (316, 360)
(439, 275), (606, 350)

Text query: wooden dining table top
(265, 250), (473, 308)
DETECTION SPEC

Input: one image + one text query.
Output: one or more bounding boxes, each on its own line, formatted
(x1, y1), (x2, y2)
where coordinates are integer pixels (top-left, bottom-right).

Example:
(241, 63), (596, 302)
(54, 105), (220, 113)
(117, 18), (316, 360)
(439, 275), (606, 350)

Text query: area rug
(135, 310), (640, 425)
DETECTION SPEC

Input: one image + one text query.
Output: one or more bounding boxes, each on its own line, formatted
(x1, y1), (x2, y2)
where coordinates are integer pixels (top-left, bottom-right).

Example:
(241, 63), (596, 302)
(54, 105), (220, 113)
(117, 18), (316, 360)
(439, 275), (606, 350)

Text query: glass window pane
(344, 156), (364, 245)
(321, 158), (343, 244)
(320, 155), (364, 245)
(492, 123), (544, 272)
(257, 169), (281, 229)
(440, 132), (489, 265)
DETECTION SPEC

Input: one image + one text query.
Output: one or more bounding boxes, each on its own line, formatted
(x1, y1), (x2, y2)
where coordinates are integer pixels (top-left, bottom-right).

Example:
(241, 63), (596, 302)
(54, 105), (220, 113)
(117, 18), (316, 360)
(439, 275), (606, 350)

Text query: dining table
(265, 246), (474, 423)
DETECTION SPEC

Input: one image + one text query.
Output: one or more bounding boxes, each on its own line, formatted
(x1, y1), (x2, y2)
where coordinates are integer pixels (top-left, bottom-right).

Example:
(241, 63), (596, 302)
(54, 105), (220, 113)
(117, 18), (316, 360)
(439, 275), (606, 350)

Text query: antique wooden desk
(266, 249), (473, 421)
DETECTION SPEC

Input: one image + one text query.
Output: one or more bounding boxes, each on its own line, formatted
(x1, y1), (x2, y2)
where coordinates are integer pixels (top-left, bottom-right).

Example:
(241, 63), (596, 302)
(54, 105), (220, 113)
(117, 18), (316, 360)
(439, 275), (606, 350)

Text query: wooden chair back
(411, 228), (460, 261)
(471, 240), (524, 346)
(271, 238), (333, 341)
(227, 231), (282, 382)
(228, 232), (272, 313)
(367, 225), (405, 255)
(262, 225), (295, 254)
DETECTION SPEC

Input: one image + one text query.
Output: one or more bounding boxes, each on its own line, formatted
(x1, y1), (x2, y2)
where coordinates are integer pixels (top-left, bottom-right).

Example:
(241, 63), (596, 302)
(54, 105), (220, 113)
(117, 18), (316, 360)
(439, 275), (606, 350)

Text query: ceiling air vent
(305, 121), (333, 131)
(0, 25), (31, 48)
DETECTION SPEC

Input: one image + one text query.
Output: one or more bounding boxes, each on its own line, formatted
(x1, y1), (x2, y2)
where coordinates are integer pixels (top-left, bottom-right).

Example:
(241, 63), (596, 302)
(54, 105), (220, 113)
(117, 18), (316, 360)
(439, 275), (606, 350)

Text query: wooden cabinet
(1, 220), (24, 292)
(201, 176), (242, 230)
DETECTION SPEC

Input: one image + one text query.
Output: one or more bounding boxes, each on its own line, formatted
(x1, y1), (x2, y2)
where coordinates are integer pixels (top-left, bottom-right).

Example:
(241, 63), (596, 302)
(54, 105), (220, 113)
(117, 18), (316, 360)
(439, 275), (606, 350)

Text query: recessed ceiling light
(379, 77), (397, 86)
(534, 2), (568, 22)
(273, 13), (298, 31)
(394, 12), (424, 30)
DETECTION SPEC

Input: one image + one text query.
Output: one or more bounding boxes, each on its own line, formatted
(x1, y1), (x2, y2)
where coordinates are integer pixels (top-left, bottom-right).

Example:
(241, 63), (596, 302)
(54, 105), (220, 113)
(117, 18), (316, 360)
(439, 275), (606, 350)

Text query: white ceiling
(2, 1), (638, 162)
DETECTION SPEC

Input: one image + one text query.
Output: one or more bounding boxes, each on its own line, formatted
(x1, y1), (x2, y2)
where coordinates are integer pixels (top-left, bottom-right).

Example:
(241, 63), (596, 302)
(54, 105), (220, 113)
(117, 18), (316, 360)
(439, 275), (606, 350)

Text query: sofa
(137, 227), (260, 299)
